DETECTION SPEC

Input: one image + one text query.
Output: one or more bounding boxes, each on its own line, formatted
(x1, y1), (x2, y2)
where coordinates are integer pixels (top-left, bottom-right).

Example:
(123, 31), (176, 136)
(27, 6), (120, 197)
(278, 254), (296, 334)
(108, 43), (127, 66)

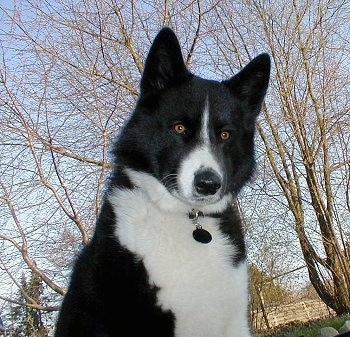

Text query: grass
(255, 314), (350, 337)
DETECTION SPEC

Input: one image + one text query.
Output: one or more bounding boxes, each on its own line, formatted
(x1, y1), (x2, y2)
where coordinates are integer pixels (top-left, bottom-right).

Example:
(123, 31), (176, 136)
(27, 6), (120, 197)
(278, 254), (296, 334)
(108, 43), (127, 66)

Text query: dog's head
(114, 28), (270, 209)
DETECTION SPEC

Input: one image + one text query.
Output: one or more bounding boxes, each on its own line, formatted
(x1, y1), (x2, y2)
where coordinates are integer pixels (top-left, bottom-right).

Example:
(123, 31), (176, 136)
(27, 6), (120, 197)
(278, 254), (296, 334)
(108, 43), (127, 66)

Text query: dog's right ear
(140, 27), (191, 95)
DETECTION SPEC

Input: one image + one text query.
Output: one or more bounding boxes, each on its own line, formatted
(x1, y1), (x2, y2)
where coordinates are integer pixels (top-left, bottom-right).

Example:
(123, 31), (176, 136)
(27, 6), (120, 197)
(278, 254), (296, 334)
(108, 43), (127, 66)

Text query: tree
(210, 0), (350, 314)
(249, 264), (290, 330)
(0, 0), (212, 322)
(254, 0), (350, 314)
(9, 270), (49, 336)
(1, 0), (349, 328)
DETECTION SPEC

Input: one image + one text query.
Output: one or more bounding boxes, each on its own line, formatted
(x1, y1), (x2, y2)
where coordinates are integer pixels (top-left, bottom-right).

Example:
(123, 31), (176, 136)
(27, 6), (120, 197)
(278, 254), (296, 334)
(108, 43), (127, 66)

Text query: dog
(54, 27), (270, 337)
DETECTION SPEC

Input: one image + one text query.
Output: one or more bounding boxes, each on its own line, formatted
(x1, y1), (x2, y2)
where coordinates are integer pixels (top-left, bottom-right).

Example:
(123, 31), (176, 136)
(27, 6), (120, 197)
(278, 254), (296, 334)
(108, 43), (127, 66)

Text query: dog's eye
(173, 123), (187, 135)
(219, 130), (231, 141)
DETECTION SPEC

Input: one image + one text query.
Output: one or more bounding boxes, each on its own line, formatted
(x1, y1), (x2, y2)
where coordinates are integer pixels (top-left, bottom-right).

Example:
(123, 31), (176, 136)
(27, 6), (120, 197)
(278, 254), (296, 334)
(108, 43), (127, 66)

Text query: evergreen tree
(9, 271), (48, 337)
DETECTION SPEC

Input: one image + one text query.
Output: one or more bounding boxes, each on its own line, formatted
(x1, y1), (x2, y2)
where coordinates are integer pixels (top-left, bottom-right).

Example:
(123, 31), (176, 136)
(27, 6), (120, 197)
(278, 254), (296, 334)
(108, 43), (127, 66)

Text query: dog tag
(193, 227), (212, 244)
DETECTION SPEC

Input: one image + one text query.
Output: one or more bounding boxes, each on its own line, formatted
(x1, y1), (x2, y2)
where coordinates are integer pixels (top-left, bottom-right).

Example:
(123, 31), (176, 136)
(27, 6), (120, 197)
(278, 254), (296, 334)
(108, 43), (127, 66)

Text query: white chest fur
(109, 185), (252, 337)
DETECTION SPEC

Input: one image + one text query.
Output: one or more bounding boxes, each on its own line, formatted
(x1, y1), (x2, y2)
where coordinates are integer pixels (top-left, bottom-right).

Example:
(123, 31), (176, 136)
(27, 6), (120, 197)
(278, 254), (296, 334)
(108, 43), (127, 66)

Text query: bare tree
(1, 0), (349, 330)
(0, 0), (141, 313)
(214, 0), (350, 314)
(0, 0), (210, 321)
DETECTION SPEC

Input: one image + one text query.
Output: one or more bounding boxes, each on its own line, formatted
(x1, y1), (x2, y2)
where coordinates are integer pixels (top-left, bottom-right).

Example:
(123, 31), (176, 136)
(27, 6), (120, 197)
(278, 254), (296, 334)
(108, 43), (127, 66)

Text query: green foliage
(250, 264), (290, 308)
(8, 271), (49, 337)
(250, 264), (291, 329)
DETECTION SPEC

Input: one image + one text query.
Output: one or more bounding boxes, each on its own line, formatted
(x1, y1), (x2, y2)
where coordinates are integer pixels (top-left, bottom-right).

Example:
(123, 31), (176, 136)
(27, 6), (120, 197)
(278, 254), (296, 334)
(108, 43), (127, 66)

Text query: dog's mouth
(172, 191), (222, 206)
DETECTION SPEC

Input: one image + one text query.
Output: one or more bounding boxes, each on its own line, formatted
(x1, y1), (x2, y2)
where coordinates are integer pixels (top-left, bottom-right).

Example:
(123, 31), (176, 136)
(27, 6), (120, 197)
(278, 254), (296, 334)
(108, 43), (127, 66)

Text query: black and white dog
(54, 27), (270, 337)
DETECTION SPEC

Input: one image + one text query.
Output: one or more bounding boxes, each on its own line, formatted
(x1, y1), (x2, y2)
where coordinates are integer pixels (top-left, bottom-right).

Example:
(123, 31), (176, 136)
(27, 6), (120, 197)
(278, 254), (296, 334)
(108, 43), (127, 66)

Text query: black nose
(194, 170), (222, 195)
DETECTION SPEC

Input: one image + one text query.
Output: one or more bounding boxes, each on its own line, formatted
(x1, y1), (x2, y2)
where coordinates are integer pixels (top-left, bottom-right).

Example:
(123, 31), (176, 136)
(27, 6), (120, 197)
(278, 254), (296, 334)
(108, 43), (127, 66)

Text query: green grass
(255, 314), (350, 337)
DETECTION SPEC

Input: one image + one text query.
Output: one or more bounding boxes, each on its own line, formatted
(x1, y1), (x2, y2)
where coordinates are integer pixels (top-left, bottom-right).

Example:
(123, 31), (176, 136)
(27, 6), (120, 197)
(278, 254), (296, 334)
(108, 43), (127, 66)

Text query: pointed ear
(140, 27), (191, 95)
(223, 53), (271, 113)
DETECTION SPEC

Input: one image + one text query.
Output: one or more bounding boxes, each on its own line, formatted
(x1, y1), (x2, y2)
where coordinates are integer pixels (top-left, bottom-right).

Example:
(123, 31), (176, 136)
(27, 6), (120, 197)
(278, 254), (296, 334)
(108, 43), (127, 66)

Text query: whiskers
(161, 173), (178, 192)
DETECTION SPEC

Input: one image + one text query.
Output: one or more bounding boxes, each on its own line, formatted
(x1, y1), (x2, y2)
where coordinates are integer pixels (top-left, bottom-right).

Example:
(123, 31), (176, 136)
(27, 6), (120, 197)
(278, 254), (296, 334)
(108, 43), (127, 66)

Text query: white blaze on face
(201, 97), (210, 144)
(177, 97), (223, 201)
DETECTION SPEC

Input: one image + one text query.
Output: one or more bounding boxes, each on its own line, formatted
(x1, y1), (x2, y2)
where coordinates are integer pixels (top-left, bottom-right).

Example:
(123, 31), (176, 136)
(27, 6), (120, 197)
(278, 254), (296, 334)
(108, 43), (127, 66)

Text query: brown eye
(220, 130), (231, 141)
(173, 123), (187, 134)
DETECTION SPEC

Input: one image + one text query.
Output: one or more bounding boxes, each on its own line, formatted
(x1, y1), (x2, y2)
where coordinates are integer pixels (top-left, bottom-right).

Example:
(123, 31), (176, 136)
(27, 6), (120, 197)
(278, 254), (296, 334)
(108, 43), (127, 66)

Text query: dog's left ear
(223, 53), (271, 114)
(140, 27), (191, 95)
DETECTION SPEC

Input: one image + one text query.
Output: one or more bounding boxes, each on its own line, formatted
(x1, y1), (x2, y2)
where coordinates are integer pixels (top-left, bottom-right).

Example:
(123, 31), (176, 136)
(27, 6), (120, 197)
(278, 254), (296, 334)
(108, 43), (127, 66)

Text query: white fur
(177, 100), (224, 203)
(109, 170), (252, 337)
(178, 146), (223, 201)
(201, 98), (211, 144)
